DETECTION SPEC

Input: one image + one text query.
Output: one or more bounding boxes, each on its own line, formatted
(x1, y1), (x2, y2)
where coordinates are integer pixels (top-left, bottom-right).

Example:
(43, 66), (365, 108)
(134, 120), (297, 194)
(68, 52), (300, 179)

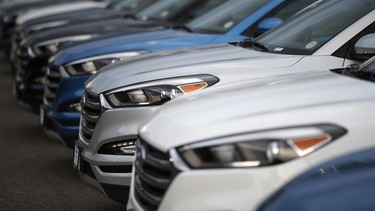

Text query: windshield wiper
(165, 25), (194, 33)
(123, 13), (139, 20)
(252, 41), (270, 52)
(235, 38), (254, 48)
(342, 64), (361, 75)
(341, 64), (375, 82)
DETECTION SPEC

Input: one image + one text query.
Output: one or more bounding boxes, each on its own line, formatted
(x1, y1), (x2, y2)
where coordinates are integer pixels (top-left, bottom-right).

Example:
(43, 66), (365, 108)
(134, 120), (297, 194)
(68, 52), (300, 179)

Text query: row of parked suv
(2, 0), (375, 210)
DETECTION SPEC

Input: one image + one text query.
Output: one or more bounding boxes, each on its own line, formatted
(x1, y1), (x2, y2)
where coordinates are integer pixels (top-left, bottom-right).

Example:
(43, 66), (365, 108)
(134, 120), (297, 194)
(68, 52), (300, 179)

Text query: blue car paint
(42, 76), (86, 146)
(258, 148), (375, 211)
(45, 0), (289, 146)
(54, 0), (285, 64)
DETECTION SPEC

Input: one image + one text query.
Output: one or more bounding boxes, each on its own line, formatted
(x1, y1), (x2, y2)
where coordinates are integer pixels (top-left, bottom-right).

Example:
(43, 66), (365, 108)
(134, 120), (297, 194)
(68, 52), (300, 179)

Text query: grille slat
(79, 91), (101, 143)
(43, 65), (62, 107)
(143, 152), (171, 171)
(46, 82), (59, 89)
(134, 160), (170, 189)
(81, 124), (94, 136)
(134, 138), (178, 211)
(134, 174), (163, 208)
(81, 118), (95, 129)
(82, 99), (100, 110)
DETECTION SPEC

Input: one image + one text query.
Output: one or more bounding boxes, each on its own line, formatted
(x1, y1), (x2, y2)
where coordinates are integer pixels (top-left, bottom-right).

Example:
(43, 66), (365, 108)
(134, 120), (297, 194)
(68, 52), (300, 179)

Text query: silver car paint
(87, 9), (375, 93)
(79, 6), (375, 200)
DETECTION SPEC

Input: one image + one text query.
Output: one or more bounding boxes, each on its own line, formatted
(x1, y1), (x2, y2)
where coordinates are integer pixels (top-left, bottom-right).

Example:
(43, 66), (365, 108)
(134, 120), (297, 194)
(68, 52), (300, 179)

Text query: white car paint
(77, 0), (375, 204)
(127, 64), (375, 210)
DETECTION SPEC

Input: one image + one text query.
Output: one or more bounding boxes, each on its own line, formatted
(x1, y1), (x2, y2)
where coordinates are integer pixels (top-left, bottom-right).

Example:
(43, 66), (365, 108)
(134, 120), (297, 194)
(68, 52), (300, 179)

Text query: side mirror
(354, 33), (375, 60)
(255, 17), (283, 37)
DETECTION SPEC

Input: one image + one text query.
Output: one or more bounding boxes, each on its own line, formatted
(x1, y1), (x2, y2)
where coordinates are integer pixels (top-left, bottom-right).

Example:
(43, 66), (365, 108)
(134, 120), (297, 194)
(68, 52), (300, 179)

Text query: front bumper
(41, 103), (80, 148)
(42, 76), (87, 148)
(76, 105), (159, 204)
(127, 157), (313, 211)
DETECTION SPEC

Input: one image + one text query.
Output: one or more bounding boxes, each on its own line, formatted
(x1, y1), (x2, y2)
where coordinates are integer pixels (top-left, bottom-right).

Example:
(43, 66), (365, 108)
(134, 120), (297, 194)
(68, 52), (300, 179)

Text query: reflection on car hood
(53, 29), (219, 64)
(25, 18), (167, 47)
(21, 7), (123, 33)
(16, 1), (106, 24)
(139, 70), (375, 150)
(86, 43), (302, 93)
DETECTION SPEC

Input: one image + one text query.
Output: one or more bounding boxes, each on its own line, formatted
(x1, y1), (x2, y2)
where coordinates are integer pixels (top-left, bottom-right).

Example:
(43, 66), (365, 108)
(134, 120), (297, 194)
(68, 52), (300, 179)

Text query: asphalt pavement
(0, 53), (125, 210)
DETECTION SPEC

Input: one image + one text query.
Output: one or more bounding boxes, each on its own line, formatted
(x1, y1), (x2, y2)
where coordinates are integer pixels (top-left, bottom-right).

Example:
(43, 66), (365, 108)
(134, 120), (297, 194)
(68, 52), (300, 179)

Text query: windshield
(186, 0), (271, 34)
(135, 0), (227, 24)
(136, 0), (194, 21)
(255, 0), (375, 55)
(109, 0), (154, 11)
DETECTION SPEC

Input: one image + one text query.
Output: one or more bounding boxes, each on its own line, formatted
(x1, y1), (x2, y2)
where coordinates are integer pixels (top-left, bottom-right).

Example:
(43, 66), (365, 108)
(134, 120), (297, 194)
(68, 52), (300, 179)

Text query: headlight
(32, 35), (94, 57)
(64, 51), (147, 76)
(34, 43), (59, 55)
(177, 124), (347, 169)
(104, 75), (220, 107)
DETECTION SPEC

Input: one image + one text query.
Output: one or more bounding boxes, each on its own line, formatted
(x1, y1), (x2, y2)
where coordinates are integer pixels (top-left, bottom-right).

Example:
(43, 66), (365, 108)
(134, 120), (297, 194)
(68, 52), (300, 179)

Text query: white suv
(128, 56), (375, 211)
(75, 0), (375, 205)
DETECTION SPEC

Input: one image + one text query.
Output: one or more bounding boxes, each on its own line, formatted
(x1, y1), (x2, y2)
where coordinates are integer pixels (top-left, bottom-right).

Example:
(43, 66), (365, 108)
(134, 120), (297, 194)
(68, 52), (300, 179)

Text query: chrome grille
(80, 91), (101, 142)
(43, 65), (62, 107)
(134, 138), (178, 211)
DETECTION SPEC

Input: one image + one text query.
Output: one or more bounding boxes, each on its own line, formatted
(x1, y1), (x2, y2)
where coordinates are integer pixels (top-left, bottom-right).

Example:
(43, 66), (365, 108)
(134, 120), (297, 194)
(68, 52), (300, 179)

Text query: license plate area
(73, 145), (81, 170)
(40, 107), (44, 126)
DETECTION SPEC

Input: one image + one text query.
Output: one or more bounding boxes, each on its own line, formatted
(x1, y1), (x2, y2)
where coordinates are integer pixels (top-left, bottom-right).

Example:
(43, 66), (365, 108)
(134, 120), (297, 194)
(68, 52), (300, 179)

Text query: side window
(242, 0), (317, 38)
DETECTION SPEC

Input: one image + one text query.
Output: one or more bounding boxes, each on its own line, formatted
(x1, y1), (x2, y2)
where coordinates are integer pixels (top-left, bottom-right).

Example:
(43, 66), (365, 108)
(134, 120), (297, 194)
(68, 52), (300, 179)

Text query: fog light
(98, 140), (136, 155)
(69, 103), (81, 112)
(61, 102), (81, 112)
(35, 76), (46, 84)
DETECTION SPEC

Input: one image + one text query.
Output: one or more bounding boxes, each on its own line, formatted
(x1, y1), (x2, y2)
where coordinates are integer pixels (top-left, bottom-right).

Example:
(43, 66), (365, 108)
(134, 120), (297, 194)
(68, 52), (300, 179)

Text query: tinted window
(109, 0), (152, 11)
(243, 0), (318, 37)
(137, 0), (195, 21)
(187, 0), (272, 34)
(256, 0), (375, 55)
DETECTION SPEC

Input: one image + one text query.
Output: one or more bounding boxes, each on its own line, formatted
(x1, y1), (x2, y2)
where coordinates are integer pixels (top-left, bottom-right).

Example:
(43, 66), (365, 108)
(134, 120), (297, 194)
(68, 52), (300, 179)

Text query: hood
(16, 1), (106, 24)
(1, 0), (75, 16)
(25, 18), (167, 47)
(140, 70), (375, 150)
(87, 43), (302, 93)
(53, 29), (218, 65)
(20, 8), (123, 33)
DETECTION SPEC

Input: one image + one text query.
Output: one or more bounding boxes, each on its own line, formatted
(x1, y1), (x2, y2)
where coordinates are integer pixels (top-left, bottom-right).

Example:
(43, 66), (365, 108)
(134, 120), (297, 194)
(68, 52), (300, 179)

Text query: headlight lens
(104, 75), (220, 107)
(64, 51), (147, 76)
(177, 124), (347, 169)
(35, 43), (59, 55)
